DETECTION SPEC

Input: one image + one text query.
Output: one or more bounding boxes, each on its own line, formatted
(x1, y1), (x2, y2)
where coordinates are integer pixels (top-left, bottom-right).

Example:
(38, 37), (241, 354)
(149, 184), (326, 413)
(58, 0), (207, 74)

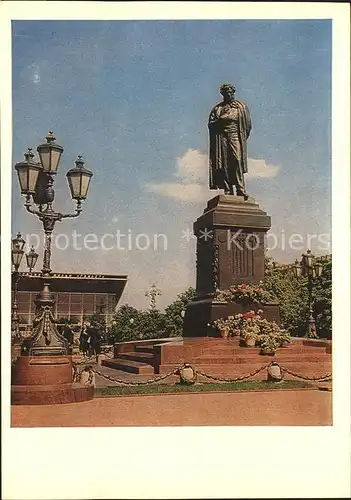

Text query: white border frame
(1, 3), (350, 499)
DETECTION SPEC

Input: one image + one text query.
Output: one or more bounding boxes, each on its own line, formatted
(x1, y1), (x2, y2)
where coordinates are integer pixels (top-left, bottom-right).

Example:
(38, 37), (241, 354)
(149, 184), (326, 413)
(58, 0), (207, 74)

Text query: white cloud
(144, 149), (279, 202)
(247, 158), (280, 178)
(175, 148), (208, 183)
(145, 182), (211, 203)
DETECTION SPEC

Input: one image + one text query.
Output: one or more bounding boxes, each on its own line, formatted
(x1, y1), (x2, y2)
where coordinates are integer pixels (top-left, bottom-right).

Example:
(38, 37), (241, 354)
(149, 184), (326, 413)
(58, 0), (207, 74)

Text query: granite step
(102, 358), (155, 375)
(134, 345), (155, 354)
(158, 360), (332, 381)
(201, 346), (328, 355)
(195, 353), (331, 365)
(118, 352), (154, 364)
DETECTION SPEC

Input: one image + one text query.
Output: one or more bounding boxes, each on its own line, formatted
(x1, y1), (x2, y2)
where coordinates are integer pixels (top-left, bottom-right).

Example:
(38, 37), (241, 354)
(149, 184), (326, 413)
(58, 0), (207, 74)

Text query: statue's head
(220, 83), (236, 101)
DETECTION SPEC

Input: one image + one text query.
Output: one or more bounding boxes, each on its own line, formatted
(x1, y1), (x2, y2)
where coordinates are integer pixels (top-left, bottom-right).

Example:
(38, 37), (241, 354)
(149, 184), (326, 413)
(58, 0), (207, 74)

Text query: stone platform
(102, 337), (332, 382)
(11, 383), (94, 405)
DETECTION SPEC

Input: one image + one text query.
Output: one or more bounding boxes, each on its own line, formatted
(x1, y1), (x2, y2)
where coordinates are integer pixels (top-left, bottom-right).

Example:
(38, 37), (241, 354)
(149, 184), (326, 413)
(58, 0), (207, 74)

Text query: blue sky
(12, 20), (331, 308)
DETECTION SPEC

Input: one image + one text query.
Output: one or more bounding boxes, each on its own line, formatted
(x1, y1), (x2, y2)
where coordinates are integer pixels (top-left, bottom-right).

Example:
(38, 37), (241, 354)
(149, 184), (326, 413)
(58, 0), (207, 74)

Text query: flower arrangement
(213, 309), (290, 354)
(214, 281), (276, 304)
(257, 334), (278, 354)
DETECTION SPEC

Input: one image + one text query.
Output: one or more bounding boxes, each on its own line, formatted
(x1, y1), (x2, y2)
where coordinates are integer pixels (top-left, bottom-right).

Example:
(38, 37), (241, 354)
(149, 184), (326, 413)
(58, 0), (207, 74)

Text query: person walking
(79, 323), (90, 357)
(88, 323), (102, 362)
(62, 322), (74, 354)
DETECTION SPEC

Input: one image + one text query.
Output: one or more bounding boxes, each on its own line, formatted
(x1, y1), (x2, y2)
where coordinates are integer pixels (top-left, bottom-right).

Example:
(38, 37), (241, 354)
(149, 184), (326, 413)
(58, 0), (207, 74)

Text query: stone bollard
(79, 366), (96, 387)
(176, 363), (197, 385)
(267, 362), (283, 382)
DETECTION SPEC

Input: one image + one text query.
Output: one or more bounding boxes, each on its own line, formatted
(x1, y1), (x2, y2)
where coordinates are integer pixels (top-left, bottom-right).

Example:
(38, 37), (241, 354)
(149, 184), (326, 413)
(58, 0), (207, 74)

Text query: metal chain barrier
(73, 355), (97, 366)
(280, 366), (332, 382)
(92, 367), (178, 386)
(196, 362), (272, 383)
(72, 359), (332, 386)
(100, 347), (115, 359)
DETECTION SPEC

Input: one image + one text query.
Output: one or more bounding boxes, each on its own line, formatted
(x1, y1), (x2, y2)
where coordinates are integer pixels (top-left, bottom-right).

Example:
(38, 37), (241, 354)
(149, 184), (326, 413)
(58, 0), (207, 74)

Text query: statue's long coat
(208, 99), (251, 189)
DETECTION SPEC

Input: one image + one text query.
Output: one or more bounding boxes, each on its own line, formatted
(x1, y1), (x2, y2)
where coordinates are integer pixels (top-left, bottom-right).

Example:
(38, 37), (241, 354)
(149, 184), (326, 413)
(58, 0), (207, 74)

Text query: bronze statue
(208, 84), (252, 199)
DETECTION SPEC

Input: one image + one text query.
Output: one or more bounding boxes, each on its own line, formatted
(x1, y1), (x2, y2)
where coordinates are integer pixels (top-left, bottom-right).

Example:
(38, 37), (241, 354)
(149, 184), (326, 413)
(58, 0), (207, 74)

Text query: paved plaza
(12, 388), (332, 427)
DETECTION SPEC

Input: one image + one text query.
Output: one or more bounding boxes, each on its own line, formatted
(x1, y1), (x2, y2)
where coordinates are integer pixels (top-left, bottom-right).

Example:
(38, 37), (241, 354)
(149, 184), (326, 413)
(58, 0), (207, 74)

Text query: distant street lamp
(292, 249), (324, 338)
(11, 233), (38, 343)
(26, 245), (39, 272)
(14, 131), (93, 356)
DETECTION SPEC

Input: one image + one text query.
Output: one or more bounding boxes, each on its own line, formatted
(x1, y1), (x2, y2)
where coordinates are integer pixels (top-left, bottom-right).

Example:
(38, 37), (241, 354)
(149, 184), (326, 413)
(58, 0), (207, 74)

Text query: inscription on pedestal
(231, 232), (255, 277)
(194, 195), (271, 292)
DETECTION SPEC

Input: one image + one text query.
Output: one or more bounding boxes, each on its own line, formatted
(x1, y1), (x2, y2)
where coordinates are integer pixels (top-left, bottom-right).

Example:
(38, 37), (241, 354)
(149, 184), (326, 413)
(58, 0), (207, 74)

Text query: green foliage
(213, 309), (290, 350)
(312, 259), (332, 338)
(108, 305), (143, 343)
(215, 282), (276, 304)
(163, 287), (196, 337)
(264, 256), (332, 339)
(145, 283), (162, 310)
(108, 287), (196, 343)
(87, 313), (107, 331)
(57, 316), (79, 325)
(265, 265), (309, 337)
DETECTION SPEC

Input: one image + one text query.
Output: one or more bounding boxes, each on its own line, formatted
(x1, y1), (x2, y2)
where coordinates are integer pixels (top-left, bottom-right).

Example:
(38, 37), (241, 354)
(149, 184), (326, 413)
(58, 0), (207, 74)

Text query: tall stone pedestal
(183, 195), (280, 337)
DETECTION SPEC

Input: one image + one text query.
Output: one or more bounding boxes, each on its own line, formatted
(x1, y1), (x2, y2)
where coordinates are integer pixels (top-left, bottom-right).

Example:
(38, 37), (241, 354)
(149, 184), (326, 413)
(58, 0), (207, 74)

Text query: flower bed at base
(213, 309), (290, 352)
(214, 281), (276, 304)
(95, 380), (313, 396)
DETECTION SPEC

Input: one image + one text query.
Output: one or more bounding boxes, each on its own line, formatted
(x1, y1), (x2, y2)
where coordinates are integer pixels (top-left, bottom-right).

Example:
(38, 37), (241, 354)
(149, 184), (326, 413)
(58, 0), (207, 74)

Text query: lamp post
(11, 233), (39, 344)
(292, 249), (324, 338)
(14, 131), (93, 357)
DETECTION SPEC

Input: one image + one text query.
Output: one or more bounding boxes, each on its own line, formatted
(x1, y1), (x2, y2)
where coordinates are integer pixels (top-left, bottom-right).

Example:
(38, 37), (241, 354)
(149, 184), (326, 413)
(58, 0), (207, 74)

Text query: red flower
(243, 311), (255, 319)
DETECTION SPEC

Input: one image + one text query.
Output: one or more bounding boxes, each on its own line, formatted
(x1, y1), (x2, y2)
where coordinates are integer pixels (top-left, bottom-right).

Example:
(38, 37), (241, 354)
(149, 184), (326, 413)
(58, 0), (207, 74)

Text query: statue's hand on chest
(219, 104), (237, 120)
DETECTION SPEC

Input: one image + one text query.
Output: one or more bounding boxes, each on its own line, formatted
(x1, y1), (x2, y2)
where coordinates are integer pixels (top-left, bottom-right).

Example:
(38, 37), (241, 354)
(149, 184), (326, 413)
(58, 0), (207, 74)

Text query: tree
(56, 316), (79, 325)
(108, 305), (142, 343)
(312, 257), (332, 338)
(264, 255), (332, 339)
(87, 312), (107, 331)
(163, 287), (196, 337)
(145, 283), (162, 310)
(108, 287), (197, 343)
(137, 309), (167, 340)
(265, 261), (309, 337)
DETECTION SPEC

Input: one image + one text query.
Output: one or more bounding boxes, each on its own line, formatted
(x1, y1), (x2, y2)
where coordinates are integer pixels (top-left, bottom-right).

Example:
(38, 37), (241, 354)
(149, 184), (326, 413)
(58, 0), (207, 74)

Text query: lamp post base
(11, 383), (94, 406)
(306, 320), (318, 339)
(11, 355), (94, 405)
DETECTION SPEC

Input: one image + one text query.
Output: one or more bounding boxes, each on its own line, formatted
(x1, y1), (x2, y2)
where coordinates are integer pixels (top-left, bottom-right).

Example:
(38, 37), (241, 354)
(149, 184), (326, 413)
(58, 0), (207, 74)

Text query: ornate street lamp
(36, 131), (63, 174)
(14, 149), (43, 195)
(11, 232), (25, 267)
(292, 259), (302, 278)
(26, 246), (39, 273)
(14, 132), (93, 357)
(66, 155), (93, 201)
(292, 249), (324, 338)
(11, 233), (38, 344)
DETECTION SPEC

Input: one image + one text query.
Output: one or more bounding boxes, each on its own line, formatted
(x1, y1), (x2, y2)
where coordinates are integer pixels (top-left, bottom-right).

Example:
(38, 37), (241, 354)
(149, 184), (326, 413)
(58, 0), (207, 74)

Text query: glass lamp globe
(14, 148), (42, 195)
(37, 131), (63, 174)
(66, 155), (93, 200)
